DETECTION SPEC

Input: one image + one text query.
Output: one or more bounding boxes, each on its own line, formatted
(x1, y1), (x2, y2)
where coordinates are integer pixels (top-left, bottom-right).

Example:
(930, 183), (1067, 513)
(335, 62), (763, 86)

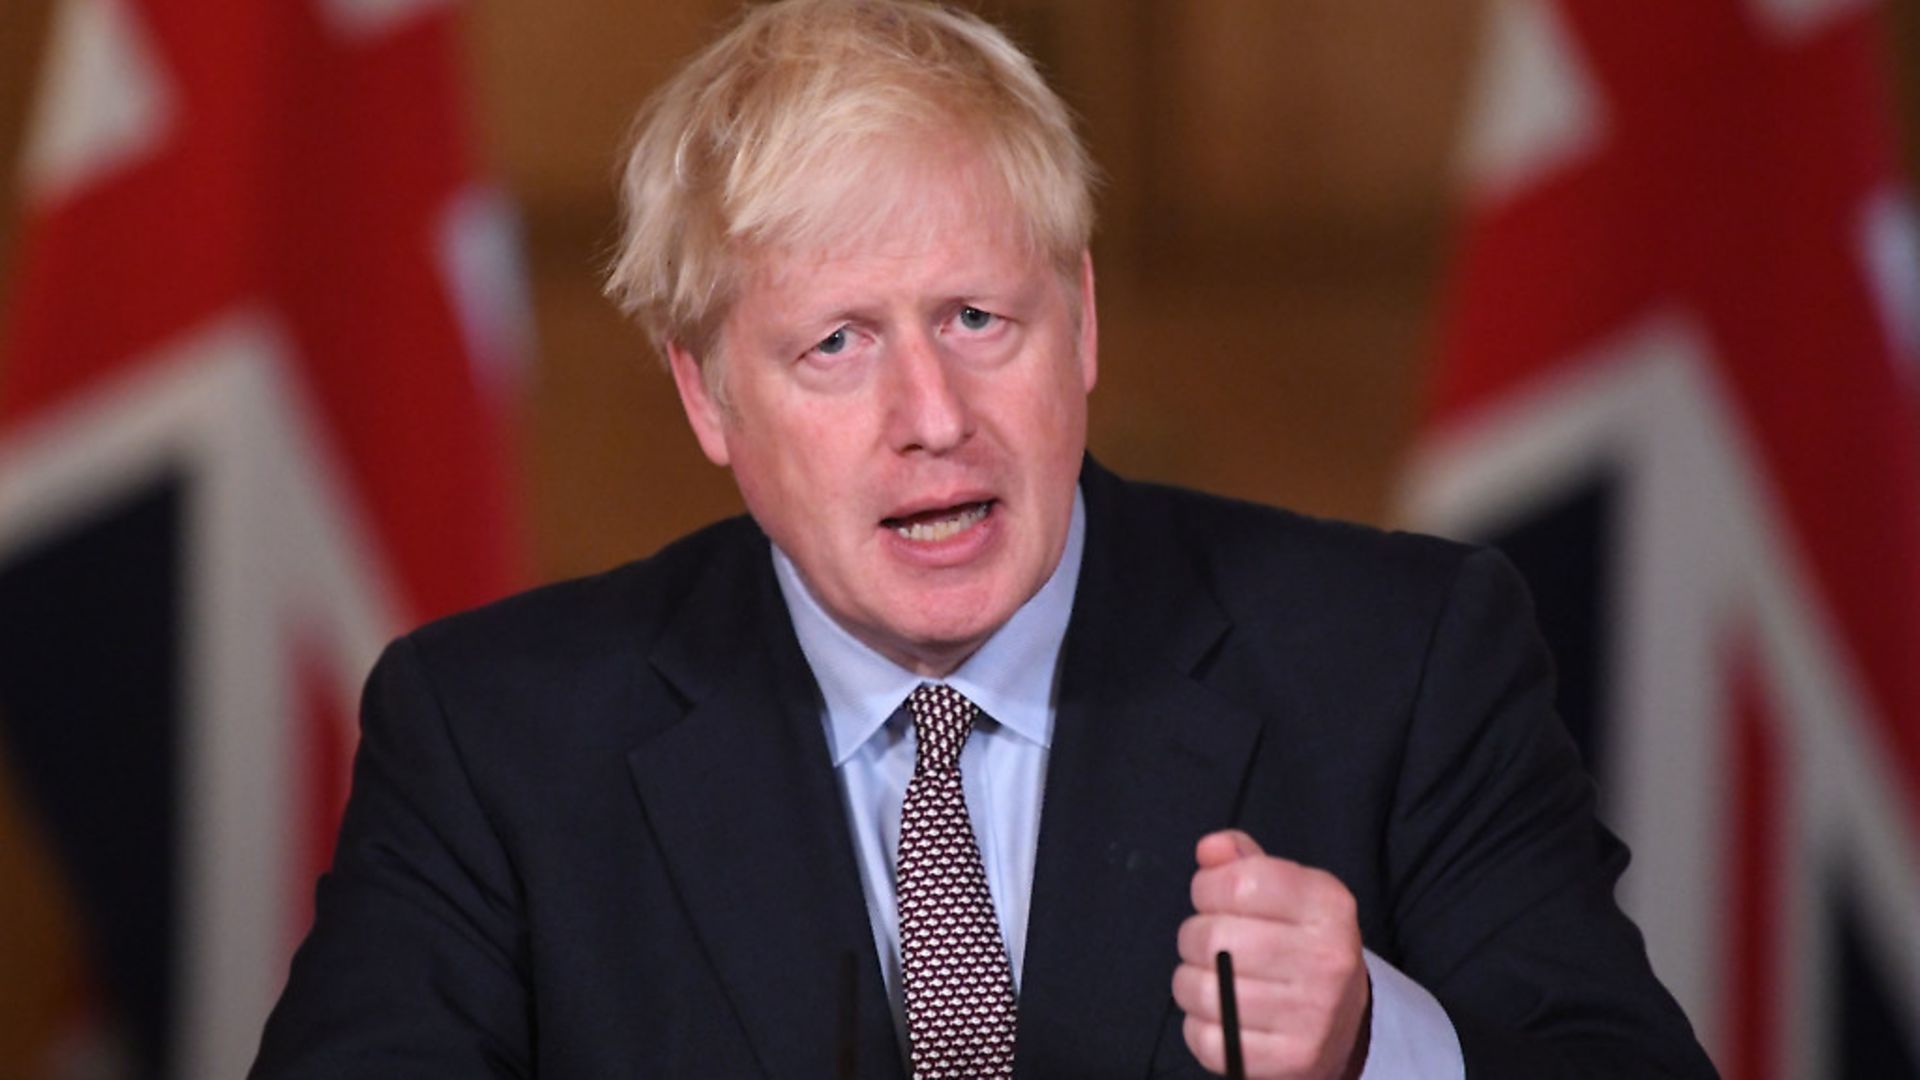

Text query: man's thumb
(1194, 828), (1264, 868)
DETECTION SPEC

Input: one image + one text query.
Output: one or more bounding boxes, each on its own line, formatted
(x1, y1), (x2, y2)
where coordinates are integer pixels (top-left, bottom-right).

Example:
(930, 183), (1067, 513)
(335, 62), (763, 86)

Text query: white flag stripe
(171, 314), (400, 1080)
(438, 184), (536, 405)
(1858, 187), (1920, 376)
(21, 0), (173, 205)
(1748, 0), (1875, 41)
(1455, 0), (1605, 205)
(319, 0), (454, 40)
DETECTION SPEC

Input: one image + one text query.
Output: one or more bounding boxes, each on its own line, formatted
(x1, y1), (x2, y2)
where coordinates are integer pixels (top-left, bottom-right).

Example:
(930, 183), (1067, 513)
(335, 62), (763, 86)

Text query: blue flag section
(0, 476), (186, 1078)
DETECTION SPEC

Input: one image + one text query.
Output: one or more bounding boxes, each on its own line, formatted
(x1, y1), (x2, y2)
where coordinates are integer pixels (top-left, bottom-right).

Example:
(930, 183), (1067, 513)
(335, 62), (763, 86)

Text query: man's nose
(885, 331), (972, 454)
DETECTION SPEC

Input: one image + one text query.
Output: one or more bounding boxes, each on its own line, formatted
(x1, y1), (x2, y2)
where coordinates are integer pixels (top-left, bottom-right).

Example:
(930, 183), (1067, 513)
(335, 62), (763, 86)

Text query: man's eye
(813, 327), (849, 356)
(957, 306), (996, 332)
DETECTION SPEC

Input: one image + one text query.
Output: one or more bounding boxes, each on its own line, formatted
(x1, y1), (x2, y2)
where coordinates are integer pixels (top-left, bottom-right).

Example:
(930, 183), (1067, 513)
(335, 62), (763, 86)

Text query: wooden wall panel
(1148, 1), (1475, 238)
(471, 0), (736, 210)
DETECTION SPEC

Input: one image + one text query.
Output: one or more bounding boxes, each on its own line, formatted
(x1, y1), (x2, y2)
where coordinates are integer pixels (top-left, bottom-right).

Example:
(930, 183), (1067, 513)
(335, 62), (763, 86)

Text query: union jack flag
(1404, 1), (1920, 1076)
(0, 1), (526, 1075)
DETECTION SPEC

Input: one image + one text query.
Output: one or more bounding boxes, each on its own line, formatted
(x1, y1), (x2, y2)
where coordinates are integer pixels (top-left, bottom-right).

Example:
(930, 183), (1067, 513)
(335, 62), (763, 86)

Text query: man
(253, 1), (1714, 1077)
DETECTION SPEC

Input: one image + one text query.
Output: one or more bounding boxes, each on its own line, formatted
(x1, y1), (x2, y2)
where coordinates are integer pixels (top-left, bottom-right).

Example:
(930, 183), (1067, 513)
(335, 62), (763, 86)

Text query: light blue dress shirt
(771, 489), (1463, 1077)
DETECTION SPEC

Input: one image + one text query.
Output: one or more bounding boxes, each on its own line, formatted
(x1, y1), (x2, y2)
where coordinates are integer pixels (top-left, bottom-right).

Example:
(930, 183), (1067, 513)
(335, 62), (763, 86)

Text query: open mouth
(882, 500), (993, 542)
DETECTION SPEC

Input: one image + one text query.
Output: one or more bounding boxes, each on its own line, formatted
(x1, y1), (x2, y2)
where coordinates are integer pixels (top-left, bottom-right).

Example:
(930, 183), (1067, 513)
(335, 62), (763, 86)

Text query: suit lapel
(627, 540), (904, 1080)
(1016, 462), (1265, 1077)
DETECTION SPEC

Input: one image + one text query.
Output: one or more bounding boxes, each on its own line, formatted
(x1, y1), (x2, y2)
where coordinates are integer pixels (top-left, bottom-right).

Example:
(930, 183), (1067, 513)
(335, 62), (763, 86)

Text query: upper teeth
(896, 503), (988, 542)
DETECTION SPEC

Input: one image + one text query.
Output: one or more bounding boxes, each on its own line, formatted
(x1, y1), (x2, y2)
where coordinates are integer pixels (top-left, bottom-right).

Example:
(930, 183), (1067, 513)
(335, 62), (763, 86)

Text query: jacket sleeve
(250, 635), (531, 1078)
(1384, 547), (1717, 1079)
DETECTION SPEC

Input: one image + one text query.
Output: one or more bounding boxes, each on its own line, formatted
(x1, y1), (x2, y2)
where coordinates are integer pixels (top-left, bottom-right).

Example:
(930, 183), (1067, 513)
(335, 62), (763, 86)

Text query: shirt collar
(773, 487), (1086, 765)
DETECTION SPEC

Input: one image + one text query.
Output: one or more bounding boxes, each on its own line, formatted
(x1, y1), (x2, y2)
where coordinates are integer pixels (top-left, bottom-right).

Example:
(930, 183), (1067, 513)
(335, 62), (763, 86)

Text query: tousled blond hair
(603, 0), (1095, 383)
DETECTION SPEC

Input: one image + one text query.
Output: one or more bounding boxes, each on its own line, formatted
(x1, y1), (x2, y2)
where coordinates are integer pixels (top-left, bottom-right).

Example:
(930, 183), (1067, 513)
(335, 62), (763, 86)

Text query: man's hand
(1172, 830), (1371, 1079)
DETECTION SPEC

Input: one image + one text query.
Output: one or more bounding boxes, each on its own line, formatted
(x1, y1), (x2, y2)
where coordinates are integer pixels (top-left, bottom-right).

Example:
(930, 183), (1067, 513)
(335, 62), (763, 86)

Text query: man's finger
(1182, 1013), (1322, 1078)
(1191, 854), (1355, 926)
(1177, 914), (1294, 976)
(1177, 913), (1358, 982)
(1194, 828), (1264, 869)
(1171, 960), (1328, 1032)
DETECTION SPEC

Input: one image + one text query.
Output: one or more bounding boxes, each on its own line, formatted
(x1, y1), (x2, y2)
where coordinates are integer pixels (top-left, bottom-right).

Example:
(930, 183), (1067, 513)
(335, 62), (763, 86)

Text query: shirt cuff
(1357, 949), (1463, 1080)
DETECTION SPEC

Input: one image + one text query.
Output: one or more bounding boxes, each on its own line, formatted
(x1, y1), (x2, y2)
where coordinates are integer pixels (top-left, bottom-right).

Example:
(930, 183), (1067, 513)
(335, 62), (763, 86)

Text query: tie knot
(905, 683), (977, 774)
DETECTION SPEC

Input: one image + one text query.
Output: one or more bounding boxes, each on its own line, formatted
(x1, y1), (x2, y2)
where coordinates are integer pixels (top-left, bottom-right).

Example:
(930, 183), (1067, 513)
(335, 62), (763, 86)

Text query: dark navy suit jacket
(251, 460), (1715, 1078)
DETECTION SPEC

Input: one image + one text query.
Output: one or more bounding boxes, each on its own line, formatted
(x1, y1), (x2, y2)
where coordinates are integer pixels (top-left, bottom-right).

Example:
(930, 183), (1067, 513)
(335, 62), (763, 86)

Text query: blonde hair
(604, 0), (1095, 381)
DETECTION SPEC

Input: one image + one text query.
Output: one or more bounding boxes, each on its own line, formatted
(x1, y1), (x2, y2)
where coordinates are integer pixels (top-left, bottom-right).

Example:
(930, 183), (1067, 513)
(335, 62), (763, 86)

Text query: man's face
(668, 152), (1097, 677)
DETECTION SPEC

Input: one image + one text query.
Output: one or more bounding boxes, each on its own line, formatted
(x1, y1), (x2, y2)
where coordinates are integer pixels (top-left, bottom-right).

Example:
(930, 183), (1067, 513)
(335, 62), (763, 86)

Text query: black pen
(1217, 950), (1245, 1080)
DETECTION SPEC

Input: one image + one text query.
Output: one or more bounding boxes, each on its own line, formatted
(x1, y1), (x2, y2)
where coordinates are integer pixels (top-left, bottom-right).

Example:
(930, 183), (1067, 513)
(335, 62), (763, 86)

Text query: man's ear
(1076, 250), (1098, 393)
(666, 341), (732, 467)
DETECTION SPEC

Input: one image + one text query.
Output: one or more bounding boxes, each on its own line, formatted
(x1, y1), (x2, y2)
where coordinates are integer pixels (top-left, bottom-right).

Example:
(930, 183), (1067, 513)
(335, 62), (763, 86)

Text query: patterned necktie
(897, 683), (1018, 1078)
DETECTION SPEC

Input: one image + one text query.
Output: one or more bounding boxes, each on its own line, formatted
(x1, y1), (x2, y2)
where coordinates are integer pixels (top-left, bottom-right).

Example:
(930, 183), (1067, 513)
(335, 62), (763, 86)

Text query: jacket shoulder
(1118, 477), (1480, 606)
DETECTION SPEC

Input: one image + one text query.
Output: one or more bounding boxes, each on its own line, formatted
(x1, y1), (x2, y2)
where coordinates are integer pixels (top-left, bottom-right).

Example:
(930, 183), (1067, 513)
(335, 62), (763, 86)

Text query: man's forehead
(737, 137), (1020, 255)
(767, 226), (1042, 291)
(735, 175), (1034, 300)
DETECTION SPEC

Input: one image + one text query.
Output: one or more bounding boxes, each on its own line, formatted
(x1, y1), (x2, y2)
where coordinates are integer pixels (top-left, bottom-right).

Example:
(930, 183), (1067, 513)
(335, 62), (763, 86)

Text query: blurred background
(2, 0), (1918, 1077)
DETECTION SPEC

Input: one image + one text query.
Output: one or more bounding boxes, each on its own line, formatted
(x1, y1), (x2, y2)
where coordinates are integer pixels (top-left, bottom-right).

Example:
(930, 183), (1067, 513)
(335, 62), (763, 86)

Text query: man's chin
(867, 606), (1011, 677)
